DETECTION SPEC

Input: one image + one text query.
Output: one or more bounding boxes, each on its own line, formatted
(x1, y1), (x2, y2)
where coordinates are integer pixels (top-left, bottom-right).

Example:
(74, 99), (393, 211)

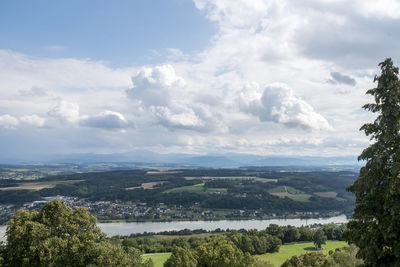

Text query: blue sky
(1, 0), (400, 161)
(0, 0), (215, 66)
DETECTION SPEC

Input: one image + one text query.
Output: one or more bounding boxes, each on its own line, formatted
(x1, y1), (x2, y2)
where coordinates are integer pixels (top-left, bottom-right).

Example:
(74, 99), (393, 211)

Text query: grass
(163, 183), (205, 193)
(255, 241), (348, 266)
(141, 241), (348, 267)
(142, 253), (171, 267)
(268, 186), (311, 202)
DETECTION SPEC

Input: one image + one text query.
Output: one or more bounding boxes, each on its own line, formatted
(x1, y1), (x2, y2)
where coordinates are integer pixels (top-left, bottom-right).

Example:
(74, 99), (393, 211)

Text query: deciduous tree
(2, 200), (151, 267)
(344, 58), (400, 266)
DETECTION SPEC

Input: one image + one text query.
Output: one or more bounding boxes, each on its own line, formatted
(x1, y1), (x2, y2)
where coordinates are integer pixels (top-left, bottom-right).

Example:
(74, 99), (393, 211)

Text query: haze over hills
(0, 150), (361, 168)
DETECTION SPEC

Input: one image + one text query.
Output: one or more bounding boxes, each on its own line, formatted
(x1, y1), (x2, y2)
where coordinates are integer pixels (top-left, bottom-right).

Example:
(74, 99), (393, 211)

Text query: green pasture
(256, 241), (348, 266)
(268, 186), (312, 202)
(163, 183), (205, 193)
(142, 253), (171, 267)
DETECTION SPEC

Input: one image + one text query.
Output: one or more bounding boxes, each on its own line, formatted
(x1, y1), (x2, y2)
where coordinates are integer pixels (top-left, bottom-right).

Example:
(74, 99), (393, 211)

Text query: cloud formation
(20, 115), (46, 127)
(127, 65), (184, 107)
(2, 0), (399, 158)
(239, 83), (332, 131)
(0, 114), (19, 129)
(328, 72), (357, 86)
(47, 100), (80, 124)
(80, 111), (133, 130)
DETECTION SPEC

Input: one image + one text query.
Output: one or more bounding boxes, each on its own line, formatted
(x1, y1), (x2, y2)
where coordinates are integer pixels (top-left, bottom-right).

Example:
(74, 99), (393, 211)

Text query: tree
(2, 200), (151, 267)
(164, 246), (197, 267)
(312, 229), (327, 250)
(281, 252), (326, 267)
(195, 236), (255, 267)
(344, 58), (400, 266)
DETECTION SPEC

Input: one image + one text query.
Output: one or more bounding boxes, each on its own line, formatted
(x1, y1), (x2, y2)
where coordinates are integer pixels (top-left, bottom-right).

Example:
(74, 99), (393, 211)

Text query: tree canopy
(2, 200), (152, 267)
(312, 229), (327, 250)
(344, 58), (400, 266)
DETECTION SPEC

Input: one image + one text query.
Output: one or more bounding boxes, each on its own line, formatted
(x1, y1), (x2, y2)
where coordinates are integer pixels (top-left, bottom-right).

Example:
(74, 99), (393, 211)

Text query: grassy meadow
(255, 241), (348, 266)
(142, 241), (348, 267)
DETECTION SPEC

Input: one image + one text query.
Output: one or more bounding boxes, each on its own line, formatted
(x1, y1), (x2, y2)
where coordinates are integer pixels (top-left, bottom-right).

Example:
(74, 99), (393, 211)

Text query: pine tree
(344, 58), (400, 266)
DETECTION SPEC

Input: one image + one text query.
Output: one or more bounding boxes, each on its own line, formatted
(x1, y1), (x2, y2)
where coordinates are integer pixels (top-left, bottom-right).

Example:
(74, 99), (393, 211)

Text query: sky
(1, 0), (400, 160)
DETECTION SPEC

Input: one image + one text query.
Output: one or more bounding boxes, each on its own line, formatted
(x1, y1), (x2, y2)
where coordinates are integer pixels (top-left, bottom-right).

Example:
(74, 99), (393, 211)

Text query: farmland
(0, 168), (357, 222)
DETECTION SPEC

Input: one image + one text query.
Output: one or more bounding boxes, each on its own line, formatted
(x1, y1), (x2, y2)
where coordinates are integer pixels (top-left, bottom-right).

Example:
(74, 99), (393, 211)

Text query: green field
(142, 253), (171, 267)
(268, 186), (312, 202)
(163, 183), (205, 193)
(141, 241), (348, 267)
(255, 241), (348, 266)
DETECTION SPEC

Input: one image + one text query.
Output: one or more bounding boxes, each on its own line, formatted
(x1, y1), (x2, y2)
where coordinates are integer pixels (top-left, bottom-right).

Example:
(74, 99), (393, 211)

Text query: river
(0, 215), (348, 241)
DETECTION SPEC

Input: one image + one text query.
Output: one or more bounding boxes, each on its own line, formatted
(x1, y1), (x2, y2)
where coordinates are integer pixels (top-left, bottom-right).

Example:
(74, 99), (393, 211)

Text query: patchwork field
(185, 176), (278, 183)
(164, 183), (205, 193)
(268, 186), (312, 202)
(0, 180), (83, 191)
(126, 181), (167, 190)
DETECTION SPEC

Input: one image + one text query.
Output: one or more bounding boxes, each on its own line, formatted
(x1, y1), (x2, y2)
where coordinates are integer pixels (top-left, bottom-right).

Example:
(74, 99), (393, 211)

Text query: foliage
(313, 229), (327, 249)
(2, 200), (151, 267)
(281, 252), (326, 267)
(255, 241), (348, 267)
(163, 246), (197, 267)
(322, 245), (363, 267)
(195, 236), (255, 267)
(345, 58), (400, 266)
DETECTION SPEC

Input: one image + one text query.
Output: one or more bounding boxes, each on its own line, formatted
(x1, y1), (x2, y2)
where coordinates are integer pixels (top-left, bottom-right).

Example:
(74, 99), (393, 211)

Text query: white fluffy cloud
(20, 114), (46, 127)
(126, 65), (184, 107)
(80, 111), (133, 130)
(126, 65), (225, 132)
(47, 100), (80, 124)
(239, 83), (332, 131)
(0, 114), (19, 129)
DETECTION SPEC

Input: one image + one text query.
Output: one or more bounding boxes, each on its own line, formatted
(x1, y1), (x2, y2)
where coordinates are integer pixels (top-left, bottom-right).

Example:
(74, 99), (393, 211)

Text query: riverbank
(97, 212), (348, 224)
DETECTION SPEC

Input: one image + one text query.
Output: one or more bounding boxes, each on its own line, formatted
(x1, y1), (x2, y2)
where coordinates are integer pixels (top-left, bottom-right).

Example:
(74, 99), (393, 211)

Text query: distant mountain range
(0, 150), (361, 168)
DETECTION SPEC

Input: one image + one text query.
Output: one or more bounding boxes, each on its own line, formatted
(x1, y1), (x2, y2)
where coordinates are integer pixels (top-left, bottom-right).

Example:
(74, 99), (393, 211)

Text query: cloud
(239, 83), (332, 131)
(47, 100), (80, 124)
(328, 72), (357, 86)
(126, 65), (184, 107)
(19, 86), (48, 97)
(20, 114), (46, 127)
(80, 111), (133, 130)
(0, 114), (19, 129)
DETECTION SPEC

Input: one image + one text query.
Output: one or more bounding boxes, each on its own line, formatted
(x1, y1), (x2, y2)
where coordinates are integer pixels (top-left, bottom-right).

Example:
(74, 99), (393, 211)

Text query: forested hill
(0, 168), (357, 216)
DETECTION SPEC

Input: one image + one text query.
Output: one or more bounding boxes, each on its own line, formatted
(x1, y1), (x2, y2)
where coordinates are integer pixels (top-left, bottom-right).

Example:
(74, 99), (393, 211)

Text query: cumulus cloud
(0, 114), (19, 129)
(126, 65), (184, 107)
(20, 114), (46, 127)
(239, 83), (332, 131)
(328, 72), (356, 86)
(80, 111), (133, 130)
(47, 100), (80, 124)
(126, 65), (225, 132)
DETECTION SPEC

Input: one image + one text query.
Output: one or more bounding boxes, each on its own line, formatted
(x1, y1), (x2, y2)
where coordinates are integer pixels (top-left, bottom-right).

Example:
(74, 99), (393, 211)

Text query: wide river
(0, 215), (348, 241)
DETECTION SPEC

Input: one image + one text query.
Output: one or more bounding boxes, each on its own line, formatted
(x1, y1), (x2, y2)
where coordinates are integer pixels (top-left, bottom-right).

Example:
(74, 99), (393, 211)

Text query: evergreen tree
(344, 58), (400, 266)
